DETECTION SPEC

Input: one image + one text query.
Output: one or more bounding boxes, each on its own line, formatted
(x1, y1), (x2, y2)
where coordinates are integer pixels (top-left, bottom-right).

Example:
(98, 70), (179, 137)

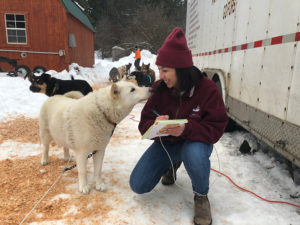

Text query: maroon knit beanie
(156, 27), (193, 68)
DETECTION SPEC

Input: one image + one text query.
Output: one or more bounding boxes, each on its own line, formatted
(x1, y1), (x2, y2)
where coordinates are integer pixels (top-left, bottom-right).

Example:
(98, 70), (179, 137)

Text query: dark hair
(156, 66), (203, 95)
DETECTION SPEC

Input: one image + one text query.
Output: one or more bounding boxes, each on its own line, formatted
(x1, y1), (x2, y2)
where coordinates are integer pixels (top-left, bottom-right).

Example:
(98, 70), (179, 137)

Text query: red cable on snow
(210, 168), (300, 208)
(129, 114), (140, 122)
(128, 113), (300, 208)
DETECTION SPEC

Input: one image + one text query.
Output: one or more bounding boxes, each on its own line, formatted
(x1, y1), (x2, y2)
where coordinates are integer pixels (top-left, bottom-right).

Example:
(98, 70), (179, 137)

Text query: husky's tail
(64, 91), (84, 99)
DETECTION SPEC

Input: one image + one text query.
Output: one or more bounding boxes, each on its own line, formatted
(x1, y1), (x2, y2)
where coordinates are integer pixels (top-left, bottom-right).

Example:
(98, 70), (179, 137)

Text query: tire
(212, 74), (236, 132)
(33, 66), (46, 74)
(15, 65), (30, 77)
(215, 79), (223, 98)
(213, 75), (224, 100)
(225, 117), (237, 132)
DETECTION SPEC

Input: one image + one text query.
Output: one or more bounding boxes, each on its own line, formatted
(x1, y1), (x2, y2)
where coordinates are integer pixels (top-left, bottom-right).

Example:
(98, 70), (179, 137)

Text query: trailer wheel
(214, 80), (237, 132)
(215, 79), (222, 96)
(15, 65), (30, 77)
(212, 74), (237, 132)
(33, 66), (46, 74)
(212, 75), (223, 99)
(225, 118), (237, 132)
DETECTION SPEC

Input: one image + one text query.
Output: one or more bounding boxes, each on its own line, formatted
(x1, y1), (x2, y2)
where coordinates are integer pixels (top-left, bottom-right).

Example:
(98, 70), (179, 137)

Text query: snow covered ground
(0, 50), (299, 225)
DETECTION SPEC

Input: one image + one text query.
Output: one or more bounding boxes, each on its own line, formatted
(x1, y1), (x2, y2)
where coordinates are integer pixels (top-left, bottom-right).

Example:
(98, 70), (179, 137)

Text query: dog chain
(19, 150), (97, 225)
(63, 150), (97, 172)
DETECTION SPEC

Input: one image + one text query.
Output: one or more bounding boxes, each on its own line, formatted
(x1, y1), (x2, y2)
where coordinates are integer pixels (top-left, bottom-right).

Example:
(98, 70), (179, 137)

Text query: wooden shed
(0, 0), (95, 75)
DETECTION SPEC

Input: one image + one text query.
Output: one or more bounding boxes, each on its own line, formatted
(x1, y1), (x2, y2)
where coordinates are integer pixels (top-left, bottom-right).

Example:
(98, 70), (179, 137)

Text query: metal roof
(61, 0), (95, 32)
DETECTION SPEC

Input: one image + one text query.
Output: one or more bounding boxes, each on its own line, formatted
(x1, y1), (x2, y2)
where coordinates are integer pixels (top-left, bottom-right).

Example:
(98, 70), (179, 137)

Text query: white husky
(39, 80), (151, 194)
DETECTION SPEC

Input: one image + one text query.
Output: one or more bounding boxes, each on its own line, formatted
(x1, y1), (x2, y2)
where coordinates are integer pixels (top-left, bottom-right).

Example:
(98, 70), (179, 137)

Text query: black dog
(130, 71), (155, 87)
(25, 72), (93, 96)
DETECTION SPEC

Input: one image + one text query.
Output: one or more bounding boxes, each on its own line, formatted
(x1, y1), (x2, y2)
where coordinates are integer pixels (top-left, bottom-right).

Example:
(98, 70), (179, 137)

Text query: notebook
(142, 119), (188, 139)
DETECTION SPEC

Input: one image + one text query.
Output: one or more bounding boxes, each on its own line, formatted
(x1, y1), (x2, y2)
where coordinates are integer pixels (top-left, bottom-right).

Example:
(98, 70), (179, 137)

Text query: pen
(151, 109), (160, 117)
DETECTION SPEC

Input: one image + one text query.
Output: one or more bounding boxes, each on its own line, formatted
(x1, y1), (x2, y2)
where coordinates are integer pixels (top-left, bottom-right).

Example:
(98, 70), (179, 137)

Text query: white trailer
(186, 0), (300, 167)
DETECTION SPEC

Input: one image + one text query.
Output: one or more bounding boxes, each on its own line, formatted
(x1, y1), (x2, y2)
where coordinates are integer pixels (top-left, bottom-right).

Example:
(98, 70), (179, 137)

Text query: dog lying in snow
(25, 72), (93, 96)
(39, 80), (151, 194)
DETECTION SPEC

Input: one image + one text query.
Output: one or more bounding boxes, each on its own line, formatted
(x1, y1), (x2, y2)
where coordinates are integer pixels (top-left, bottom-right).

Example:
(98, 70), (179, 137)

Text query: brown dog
(117, 63), (132, 80)
(141, 63), (156, 82)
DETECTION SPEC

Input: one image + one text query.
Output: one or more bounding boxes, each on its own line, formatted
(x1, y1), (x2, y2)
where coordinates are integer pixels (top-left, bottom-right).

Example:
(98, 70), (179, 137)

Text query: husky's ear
(110, 83), (120, 100)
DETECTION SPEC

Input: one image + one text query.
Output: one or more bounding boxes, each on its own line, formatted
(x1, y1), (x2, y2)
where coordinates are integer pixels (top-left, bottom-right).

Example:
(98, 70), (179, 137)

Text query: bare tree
(93, 0), (187, 56)
(95, 15), (120, 58)
(130, 4), (173, 52)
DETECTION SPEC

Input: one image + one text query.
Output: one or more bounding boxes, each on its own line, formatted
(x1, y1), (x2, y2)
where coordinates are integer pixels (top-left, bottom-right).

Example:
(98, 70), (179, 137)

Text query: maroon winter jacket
(138, 77), (228, 144)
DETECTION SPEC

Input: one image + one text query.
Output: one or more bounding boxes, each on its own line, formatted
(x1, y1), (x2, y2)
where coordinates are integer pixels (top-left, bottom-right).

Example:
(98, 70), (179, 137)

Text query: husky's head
(110, 80), (151, 108)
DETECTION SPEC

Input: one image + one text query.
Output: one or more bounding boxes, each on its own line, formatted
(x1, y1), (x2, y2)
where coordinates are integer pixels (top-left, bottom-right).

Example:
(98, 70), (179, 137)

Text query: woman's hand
(163, 124), (185, 137)
(155, 115), (169, 122)
(154, 115), (185, 137)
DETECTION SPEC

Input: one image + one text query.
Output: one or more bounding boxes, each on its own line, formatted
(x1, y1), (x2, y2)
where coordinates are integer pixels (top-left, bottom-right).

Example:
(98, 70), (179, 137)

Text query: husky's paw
(79, 184), (91, 194)
(41, 158), (49, 166)
(96, 181), (106, 191)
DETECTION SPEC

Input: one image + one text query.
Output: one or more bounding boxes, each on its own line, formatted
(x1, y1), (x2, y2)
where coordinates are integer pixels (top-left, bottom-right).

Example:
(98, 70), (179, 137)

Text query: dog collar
(103, 112), (117, 126)
(101, 111), (117, 137)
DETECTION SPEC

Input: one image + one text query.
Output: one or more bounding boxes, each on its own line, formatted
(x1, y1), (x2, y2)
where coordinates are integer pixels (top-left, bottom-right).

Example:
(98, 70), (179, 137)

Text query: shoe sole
(161, 180), (175, 185)
(194, 219), (212, 225)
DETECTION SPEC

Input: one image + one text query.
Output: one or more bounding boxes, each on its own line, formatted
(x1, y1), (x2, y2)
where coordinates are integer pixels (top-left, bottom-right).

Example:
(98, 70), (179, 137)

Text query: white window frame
(5, 13), (27, 45)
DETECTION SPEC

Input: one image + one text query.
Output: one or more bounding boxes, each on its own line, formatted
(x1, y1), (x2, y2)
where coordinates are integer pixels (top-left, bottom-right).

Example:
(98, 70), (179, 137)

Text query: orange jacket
(135, 49), (141, 59)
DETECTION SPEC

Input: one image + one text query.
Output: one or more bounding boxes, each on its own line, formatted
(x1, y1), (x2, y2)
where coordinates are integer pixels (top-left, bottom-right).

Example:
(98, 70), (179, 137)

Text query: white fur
(39, 81), (151, 194)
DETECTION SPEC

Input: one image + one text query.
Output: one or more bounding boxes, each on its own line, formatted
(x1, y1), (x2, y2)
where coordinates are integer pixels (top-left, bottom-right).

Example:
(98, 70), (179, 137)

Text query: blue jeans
(130, 140), (213, 195)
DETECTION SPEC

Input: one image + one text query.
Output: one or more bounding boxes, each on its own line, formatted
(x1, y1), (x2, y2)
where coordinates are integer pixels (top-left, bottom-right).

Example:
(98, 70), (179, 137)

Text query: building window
(69, 33), (77, 47)
(5, 14), (27, 44)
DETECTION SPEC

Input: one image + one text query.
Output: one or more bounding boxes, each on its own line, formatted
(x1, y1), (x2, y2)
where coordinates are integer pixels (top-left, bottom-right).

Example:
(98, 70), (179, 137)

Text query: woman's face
(158, 66), (177, 88)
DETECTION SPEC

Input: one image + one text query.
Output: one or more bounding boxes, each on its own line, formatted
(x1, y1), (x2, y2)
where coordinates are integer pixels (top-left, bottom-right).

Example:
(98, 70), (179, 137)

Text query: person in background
(134, 46), (141, 71)
(129, 27), (228, 225)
